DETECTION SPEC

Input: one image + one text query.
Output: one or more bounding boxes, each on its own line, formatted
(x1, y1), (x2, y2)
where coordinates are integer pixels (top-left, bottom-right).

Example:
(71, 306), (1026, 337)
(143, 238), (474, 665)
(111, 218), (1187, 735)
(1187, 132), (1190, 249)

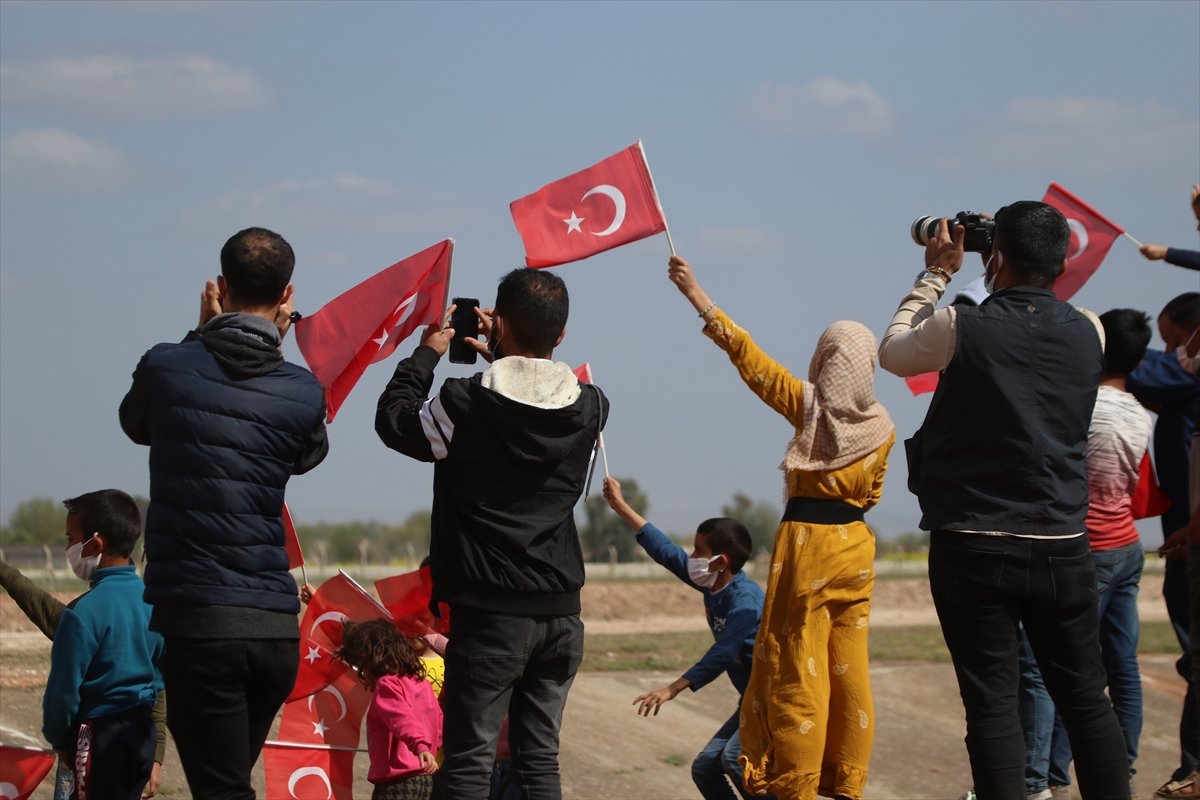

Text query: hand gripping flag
(288, 570), (391, 702)
(511, 141), (668, 268)
(1042, 183), (1124, 301)
(375, 565), (448, 637)
(0, 744), (56, 800)
(263, 741), (357, 800)
(295, 240), (453, 422)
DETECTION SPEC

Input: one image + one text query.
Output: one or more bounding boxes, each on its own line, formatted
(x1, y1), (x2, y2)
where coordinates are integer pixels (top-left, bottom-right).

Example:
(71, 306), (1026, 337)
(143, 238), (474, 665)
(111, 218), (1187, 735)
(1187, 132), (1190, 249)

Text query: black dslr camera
(911, 212), (995, 253)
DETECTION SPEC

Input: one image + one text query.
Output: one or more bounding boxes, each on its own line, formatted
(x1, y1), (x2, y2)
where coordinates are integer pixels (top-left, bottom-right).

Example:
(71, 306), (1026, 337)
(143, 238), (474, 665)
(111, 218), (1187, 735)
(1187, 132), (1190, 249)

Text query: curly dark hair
(334, 619), (423, 690)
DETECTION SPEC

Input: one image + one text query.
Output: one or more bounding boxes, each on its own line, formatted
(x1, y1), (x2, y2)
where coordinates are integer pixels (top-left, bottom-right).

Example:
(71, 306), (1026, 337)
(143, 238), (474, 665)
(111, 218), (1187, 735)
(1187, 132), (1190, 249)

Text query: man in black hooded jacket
(376, 267), (608, 800)
(120, 227), (328, 799)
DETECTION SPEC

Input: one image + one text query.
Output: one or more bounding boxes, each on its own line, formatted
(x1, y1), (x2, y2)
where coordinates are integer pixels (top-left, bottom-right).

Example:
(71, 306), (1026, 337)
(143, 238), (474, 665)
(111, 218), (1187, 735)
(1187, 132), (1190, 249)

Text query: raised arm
(667, 255), (807, 427)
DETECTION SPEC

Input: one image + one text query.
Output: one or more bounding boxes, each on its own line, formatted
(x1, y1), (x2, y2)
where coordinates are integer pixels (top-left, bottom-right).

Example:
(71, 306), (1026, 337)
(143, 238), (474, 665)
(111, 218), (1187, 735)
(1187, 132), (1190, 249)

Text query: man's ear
(278, 283), (295, 308)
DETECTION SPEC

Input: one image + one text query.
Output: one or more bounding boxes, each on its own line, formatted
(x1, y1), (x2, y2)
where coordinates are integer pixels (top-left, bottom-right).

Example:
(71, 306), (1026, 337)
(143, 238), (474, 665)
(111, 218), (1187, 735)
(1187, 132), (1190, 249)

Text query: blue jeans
(1018, 629), (1057, 793)
(692, 710), (768, 800)
(437, 608), (584, 800)
(1022, 542), (1145, 789)
(929, 531), (1129, 800)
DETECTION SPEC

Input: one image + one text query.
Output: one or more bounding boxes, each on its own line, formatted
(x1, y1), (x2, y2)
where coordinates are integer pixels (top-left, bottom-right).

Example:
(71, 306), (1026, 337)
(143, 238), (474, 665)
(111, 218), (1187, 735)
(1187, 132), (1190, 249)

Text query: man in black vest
(120, 228), (329, 799)
(879, 202), (1129, 800)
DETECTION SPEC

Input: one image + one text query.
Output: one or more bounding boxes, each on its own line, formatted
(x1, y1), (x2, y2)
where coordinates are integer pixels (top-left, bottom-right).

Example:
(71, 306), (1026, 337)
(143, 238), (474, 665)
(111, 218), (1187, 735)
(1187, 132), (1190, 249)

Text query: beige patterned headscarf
(781, 320), (894, 473)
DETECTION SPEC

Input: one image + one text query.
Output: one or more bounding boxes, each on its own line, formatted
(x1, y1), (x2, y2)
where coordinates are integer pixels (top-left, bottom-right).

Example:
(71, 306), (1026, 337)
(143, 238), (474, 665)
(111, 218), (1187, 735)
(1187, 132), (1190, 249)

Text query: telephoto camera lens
(911, 216), (941, 246)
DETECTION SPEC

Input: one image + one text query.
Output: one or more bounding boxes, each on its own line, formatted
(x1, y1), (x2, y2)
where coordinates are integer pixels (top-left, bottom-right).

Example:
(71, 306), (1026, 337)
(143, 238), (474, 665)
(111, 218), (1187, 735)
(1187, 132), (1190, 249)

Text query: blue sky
(1, 0), (1197, 544)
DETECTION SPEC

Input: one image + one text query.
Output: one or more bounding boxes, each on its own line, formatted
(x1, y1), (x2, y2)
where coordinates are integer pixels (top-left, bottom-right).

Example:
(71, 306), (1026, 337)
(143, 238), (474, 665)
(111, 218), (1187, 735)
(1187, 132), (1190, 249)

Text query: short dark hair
(493, 268), (569, 356)
(993, 201), (1069, 287)
(1099, 308), (1152, 377)
(220, 227), (295, 309)
(697, 517), (753, 574)
(1162, 292), (1200, 330)
(62, 490), (141, 558)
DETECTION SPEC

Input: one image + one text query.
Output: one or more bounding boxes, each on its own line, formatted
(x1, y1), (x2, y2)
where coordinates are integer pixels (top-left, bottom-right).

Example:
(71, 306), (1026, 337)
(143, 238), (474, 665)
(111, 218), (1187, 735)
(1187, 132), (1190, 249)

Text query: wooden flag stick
(636, 139), (677, 257)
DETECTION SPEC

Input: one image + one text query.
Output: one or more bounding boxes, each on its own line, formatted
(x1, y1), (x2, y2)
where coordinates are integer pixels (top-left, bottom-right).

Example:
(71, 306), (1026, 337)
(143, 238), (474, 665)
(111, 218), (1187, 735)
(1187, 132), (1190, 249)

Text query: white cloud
(0, 54), (269, 115)
(746, 78), (896, 138)
(960, 96), (1199, 176)
(695, 225), (785, 258)
(0, 128), (126, 186)
(186, 173), (478, 236)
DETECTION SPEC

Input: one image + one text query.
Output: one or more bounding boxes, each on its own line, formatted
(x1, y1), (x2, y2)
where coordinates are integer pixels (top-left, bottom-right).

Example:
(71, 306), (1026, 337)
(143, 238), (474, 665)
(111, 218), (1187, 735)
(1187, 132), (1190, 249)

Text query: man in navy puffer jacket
(120, 227), (328, 800)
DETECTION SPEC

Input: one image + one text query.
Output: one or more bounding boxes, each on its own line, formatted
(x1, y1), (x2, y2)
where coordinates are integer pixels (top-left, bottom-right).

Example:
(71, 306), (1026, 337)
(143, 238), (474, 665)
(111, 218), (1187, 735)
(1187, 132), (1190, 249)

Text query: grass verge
(582, 620), (1184, 672)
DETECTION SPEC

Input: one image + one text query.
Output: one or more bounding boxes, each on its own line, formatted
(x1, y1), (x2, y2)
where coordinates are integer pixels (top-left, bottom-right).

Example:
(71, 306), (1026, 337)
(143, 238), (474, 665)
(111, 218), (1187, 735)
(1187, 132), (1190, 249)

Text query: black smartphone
(448, 297), (480, 364)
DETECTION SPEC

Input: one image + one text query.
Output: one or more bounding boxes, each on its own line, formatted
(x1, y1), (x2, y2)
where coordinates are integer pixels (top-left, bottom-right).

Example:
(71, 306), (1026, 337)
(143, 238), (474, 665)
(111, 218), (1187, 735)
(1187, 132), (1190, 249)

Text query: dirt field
(0, 575), (1185, 799)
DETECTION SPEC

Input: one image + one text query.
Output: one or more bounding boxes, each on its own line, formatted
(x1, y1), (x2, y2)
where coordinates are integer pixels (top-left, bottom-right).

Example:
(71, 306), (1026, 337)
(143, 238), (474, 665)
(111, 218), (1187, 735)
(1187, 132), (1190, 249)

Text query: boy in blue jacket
(43, 489), (164, 800)
(603, 477), (770, 800)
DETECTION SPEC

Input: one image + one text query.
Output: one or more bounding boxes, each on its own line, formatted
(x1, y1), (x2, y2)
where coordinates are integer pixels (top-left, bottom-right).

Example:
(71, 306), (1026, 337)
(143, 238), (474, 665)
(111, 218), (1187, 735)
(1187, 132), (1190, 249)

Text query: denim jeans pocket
(930, 540), (1008, 604)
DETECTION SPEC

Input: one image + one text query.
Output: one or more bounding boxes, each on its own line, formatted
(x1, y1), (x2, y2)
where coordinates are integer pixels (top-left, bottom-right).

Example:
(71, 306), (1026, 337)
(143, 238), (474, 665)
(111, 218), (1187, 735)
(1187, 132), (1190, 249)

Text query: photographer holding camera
(879, 202), (1130, 800)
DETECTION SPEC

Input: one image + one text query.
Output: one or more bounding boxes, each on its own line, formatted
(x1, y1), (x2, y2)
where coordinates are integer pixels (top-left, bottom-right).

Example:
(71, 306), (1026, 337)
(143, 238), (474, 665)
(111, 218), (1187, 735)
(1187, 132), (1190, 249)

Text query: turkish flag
(280, 669), (371, 749)
(288, 570), (391, 702)
(573, 362), (594, 384)
(1132, 450), (1172, 520)
(262, 741), (357, 800)
(0, 745), (56, 800)
(1042, 183), (1124, 301)
(282, 503), (303, 570)
(375, 566), (448, 637)
(510, 141), (668, 268)
(904, 372), (940, 396)
(295, 240), (454, 422)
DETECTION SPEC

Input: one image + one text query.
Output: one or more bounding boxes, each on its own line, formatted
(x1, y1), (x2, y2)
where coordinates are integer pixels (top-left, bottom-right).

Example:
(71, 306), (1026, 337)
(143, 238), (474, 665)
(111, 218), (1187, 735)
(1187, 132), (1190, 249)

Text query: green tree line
(1, 481), (790, 565)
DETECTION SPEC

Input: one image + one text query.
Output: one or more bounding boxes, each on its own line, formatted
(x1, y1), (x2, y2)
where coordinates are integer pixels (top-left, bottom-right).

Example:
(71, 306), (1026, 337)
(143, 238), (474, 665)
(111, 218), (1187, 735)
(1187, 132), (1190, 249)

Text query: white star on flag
(562, 211), (584, 234)
(312, 719), (328, 736)
(305, 645), (322, 664)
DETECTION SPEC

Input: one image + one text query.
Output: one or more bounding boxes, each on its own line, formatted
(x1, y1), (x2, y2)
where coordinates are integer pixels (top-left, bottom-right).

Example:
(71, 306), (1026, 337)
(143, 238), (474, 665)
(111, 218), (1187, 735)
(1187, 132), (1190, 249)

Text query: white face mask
(66, 536), (100, 581)
(687, 556), (721, 588)
(1177, 329), (1200, 375)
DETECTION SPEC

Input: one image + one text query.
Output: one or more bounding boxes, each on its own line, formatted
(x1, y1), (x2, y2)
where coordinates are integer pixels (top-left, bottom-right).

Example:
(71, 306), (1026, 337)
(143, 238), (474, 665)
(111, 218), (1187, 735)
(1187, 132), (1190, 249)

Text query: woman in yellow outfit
(668, 256), (894, 800)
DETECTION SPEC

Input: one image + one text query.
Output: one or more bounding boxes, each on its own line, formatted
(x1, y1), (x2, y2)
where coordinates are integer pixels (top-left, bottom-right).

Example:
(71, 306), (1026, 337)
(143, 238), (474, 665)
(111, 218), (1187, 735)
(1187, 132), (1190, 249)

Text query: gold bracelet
(698, 303), (716, 318)
(927, 267), (952, 283)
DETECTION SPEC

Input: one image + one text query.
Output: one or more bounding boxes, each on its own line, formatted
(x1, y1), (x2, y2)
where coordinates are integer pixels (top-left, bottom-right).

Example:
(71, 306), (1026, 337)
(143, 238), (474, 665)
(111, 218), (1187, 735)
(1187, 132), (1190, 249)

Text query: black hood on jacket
(191, 313), (283, 378)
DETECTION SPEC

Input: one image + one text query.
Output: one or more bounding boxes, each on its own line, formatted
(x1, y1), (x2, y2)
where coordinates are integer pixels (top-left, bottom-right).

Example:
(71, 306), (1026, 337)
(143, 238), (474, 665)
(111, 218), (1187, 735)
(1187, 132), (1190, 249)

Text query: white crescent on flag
(581, 185), (626, 236)
(288, 766), (333, 799)
(0, 782), (20, 800)
(309, 611), (348, 637)
(1066, 218), (1089, 260)
(307, 684), (348, 722)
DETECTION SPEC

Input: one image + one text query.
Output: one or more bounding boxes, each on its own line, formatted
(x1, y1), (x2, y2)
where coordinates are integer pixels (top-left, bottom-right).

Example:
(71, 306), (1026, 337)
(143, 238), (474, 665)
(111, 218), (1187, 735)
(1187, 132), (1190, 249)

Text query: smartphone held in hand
(448, 297), (481, 364)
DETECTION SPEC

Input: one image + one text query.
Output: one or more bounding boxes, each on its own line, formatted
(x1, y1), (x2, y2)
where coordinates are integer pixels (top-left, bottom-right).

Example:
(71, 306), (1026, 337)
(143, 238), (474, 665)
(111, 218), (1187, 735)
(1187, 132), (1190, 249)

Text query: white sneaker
(1027, 790), (1053, 800)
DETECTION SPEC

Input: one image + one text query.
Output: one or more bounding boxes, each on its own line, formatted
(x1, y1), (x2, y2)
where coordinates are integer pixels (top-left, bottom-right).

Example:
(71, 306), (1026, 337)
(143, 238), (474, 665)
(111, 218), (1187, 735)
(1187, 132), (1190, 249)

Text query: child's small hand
(632, 683), (682, 717)
(299, 584), (315, 604)
(603, 477), (625, 511)
(418, 750), (438, 774)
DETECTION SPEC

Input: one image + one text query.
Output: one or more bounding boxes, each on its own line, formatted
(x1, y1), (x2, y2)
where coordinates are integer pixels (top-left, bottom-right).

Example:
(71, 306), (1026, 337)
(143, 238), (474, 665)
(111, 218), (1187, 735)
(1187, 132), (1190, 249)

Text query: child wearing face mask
(603, 477), (769, 800)
(43, 489), (164, 800)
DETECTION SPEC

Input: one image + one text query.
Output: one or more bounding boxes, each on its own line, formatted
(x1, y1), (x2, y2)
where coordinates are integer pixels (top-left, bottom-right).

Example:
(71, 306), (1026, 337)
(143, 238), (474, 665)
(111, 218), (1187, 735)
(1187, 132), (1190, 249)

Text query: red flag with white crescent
(280, 669), (371, 748)
(262, 741), (357, 800)
(295, 240), (454, 422)
(0, 744), (56, 800)
(510, 141), (668, 268)
(1041, 183), (1124, 301)
(288, 570), (391, 702)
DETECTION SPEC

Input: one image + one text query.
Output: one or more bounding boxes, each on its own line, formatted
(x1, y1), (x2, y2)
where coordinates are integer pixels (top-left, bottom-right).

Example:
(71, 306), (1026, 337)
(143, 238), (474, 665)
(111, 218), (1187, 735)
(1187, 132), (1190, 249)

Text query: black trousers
(73, 703), (155, 800)
(436, 608), (584, 800)
(928, 531), (1130, 800)
(162, 637), (298, 800)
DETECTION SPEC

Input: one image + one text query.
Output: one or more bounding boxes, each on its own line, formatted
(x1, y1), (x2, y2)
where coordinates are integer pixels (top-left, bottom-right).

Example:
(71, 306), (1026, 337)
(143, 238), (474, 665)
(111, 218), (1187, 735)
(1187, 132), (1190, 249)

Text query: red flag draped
(282, 503), (303, 570)
(374, 566), (448, 637)
(262, 741), (356, 800)
(288, 570), (391, 702)
(280, 670), (371, 748)
(295, 240), (454, 422)
(0, 744), (56, 800)
(1042, 183), (1124, 301)
(510, 141), (667, 268)
(1132, 450), (1172, 520)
